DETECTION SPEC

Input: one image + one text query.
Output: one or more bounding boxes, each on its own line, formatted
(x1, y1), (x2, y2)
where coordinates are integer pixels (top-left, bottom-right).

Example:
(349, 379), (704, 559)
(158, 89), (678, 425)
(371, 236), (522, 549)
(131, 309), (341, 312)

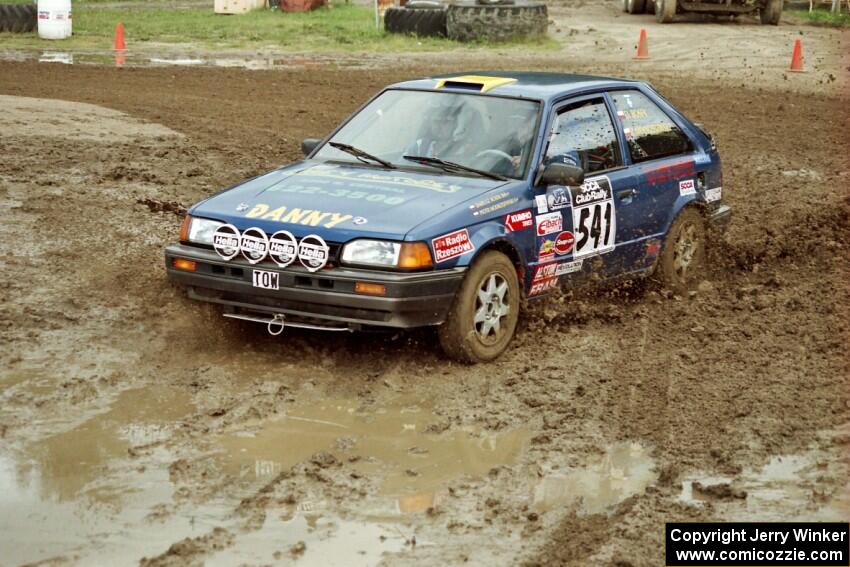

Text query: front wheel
(655, 0), (676, 22)
(654, 208), (707, 294)
(438, 250), (520, 363)
(760, 0), (782, 25)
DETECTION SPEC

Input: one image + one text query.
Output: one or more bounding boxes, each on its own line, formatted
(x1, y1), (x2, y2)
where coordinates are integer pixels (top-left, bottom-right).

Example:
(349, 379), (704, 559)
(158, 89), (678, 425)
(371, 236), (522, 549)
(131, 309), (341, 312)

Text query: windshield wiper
(329, 142), (396, 169)
(403, 155), (508, 181)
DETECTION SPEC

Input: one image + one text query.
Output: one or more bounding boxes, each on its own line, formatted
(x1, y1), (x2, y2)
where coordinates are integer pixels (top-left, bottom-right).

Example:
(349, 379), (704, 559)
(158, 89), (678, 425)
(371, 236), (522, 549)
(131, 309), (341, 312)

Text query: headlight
(181, 216), (224, 245)
(341, 240), (432, 269)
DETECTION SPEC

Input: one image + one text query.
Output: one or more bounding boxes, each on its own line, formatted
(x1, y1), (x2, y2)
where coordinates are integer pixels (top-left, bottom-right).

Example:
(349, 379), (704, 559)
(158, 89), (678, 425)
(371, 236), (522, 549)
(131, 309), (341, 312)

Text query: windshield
(314, 90), (542, 180)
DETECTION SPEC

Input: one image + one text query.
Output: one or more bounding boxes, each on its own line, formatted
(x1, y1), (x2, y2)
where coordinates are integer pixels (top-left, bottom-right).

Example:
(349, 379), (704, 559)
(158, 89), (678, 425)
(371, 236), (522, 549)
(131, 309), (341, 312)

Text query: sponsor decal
(555, 260), (583, 275)
(705, 187), (722, 203)
(352, 216), (368, 225)
(38, 10), (49, 19)
(244, 203), (352, 229)
(268, 183), (407, 206)
(432, 229), (474, 263)
(236, 202), (249, 212)
(212, 224), (241, 261)
(268, 230), (298, 267)
(504, 209), (533, 233)
(298, 235), (330, 272)
(645, 238), (662, 258)
(529, 276), (559, 296)
(569, 176), (616, 260)
(305, 164), (462, 194)
(534, 194), (548, 214)
(469, 192), (519, 217)
(546, 187), (572, 211)
(619, 108), (648, 120)
(535, 212), (563, 236)
(553, 231), (575, 255)
(679, 179), (696, 196)
(240, 227), (270, 264)
(538, 239), (555, 262)
(533, 259), (583, 282)
(642, 160), (696, 186)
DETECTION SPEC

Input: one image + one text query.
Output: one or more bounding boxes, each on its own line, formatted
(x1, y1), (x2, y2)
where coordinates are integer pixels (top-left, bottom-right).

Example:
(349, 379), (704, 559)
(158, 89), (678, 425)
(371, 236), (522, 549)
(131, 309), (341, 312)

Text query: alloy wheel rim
(673, 222), (699, 279)
(473, 272), (511, 344)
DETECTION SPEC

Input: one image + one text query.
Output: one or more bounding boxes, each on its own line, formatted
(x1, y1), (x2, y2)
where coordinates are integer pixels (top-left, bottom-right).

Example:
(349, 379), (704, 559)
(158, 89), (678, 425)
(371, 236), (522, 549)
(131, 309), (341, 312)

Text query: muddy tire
(654, 208), (707, 295)
(446, 2), (547, 43)
(0, 4), (37, 33)
(655, 0), (676, 23)
(626, 0), (645, 14)
(384, 6), (447, 37)
(760, 0), (782, 25)
(438, 250), (520, 364)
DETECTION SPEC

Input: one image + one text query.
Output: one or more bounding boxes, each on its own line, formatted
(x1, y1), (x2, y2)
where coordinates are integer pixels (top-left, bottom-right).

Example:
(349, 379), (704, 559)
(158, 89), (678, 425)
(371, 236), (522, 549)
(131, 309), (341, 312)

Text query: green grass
(790, 6), (850, 26)
(0, 4), (558, 52)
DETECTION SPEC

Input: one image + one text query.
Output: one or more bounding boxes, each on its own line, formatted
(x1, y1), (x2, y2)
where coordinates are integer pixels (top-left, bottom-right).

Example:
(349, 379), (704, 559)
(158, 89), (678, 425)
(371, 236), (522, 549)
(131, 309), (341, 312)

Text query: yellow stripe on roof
(434, 75), (517, 93)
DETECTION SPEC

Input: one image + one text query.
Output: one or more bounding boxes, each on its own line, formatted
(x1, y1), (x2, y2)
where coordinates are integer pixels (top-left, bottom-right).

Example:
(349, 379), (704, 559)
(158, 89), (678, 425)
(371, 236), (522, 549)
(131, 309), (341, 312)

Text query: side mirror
(536, 161), (585, 187)
(301, 138), (321, 157)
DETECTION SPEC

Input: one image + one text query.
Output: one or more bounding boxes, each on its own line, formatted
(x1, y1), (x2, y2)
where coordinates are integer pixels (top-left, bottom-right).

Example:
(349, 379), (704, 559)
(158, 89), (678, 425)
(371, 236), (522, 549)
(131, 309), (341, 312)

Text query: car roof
(387, 71), (643, 102)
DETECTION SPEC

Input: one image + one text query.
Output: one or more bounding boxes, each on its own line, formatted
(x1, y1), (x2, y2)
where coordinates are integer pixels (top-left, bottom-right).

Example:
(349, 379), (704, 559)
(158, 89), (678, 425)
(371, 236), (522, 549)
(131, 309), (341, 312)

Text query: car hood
(190, 160), (509, 241)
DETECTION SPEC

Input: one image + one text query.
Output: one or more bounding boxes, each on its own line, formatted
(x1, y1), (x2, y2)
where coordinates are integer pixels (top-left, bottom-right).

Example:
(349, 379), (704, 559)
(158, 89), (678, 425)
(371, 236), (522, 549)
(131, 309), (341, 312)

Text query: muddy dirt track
(1, 4), (850, 565)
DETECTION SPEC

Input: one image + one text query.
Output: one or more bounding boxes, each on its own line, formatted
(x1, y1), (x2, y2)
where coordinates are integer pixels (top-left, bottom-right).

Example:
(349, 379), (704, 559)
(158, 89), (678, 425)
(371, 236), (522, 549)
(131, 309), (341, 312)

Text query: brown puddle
(532, 442), (657, 515)
(0, 385), (205, 565)
(215, 397), (530, 498)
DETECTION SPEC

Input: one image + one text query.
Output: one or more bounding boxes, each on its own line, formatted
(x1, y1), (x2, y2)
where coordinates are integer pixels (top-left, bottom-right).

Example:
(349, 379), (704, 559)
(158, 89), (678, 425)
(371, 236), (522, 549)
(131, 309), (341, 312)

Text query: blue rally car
(165, 72), (730, 363)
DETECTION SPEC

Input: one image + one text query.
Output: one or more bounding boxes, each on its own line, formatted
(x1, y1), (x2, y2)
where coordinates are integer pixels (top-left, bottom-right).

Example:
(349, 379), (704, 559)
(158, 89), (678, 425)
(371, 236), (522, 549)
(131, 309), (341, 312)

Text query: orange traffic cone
(114, 22), (126, 52)
(788, 38), (804, 73)
(634, 28), (650, 60)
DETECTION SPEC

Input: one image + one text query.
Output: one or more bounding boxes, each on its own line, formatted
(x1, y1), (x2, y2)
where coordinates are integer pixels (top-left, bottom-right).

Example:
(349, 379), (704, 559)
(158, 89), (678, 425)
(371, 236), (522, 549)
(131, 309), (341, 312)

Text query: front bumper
(164, 244), (466, 329)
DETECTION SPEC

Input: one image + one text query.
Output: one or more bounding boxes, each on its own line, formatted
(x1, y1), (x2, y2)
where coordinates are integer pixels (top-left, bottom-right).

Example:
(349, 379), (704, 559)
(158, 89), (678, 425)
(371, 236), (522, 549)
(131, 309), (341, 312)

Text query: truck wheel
(655, 0), (676, 22)
(438, 250), (520, 363)
(760, 0), (782, 25)
(645, 0), (656, 14)
(384, 6), (447, 37)
(655, 208), (706, 294)
(627, 0), (646, 14)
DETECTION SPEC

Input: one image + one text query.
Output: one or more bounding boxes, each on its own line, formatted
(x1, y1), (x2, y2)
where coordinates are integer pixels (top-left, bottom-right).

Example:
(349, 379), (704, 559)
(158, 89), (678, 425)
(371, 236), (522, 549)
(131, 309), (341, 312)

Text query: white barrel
(37, 0), (72, 40)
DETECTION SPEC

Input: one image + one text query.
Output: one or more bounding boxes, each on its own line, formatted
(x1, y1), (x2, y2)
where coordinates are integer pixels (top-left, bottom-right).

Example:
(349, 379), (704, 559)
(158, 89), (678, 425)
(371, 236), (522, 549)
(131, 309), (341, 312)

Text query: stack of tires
(446, 1), (547, 42)
(384, 1), (447, 38)
(0, 2), (37, 33)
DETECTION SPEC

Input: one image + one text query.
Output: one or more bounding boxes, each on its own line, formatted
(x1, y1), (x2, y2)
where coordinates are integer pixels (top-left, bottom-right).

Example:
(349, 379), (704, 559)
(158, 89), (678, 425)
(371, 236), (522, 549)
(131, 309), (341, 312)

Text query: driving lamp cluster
(180, 216), (432, 271)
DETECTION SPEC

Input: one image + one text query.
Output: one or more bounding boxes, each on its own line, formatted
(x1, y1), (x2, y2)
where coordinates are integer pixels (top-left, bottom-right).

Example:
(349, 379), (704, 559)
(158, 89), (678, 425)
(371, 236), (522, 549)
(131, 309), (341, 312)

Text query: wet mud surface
(1, 7), (849, 564)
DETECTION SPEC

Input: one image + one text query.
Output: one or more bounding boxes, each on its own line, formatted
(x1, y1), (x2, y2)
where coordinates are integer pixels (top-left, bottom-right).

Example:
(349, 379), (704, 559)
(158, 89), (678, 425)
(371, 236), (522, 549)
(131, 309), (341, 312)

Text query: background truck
(622, 0), (783, 24)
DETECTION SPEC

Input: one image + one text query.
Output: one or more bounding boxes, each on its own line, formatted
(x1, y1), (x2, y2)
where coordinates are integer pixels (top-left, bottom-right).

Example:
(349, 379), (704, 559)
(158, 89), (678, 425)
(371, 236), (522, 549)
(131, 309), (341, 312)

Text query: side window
(545, 97), (621, 174)
(610, 90), (693, 163)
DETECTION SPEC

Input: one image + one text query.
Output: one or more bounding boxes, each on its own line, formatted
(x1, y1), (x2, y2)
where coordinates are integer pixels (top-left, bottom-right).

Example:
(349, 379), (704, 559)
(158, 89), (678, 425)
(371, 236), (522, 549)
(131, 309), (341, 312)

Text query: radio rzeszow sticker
(570, 176), (616, 260)
(432, 229), (474, 263)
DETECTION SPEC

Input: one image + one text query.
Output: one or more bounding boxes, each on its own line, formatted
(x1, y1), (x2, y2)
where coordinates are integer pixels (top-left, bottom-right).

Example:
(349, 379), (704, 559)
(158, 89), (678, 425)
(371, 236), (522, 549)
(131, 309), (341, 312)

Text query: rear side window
(610, 91), (692, 163)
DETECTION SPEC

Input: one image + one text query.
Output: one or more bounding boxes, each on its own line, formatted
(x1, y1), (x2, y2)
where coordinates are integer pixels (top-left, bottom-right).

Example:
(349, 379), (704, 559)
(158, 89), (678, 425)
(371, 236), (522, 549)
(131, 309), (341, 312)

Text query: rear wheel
(654, 208), (706, 294)
(627, 0), (646, 14)
(655, 0), (676, 22)
(760, 0), (782, 25)
(438, 250), (520, 363)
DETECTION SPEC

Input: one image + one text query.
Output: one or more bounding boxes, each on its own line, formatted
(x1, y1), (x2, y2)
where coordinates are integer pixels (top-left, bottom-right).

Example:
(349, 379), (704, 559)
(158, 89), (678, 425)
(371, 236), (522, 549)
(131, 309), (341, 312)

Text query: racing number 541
(574, 202), (613, 254)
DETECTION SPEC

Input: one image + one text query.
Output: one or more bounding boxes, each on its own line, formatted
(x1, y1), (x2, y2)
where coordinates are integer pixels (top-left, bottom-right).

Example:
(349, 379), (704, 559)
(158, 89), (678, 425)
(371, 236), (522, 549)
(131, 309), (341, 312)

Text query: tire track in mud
(1, 62), (848, 566)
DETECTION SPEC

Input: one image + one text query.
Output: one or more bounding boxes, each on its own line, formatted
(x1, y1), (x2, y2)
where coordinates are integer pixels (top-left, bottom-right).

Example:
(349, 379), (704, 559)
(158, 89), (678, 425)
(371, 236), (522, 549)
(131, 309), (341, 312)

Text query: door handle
(618, 188), (637, 200)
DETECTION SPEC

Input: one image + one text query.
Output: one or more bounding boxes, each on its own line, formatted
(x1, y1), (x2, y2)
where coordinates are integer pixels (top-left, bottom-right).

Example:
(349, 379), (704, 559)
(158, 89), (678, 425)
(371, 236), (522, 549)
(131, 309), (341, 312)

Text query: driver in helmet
(406, 96), (474, 161)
